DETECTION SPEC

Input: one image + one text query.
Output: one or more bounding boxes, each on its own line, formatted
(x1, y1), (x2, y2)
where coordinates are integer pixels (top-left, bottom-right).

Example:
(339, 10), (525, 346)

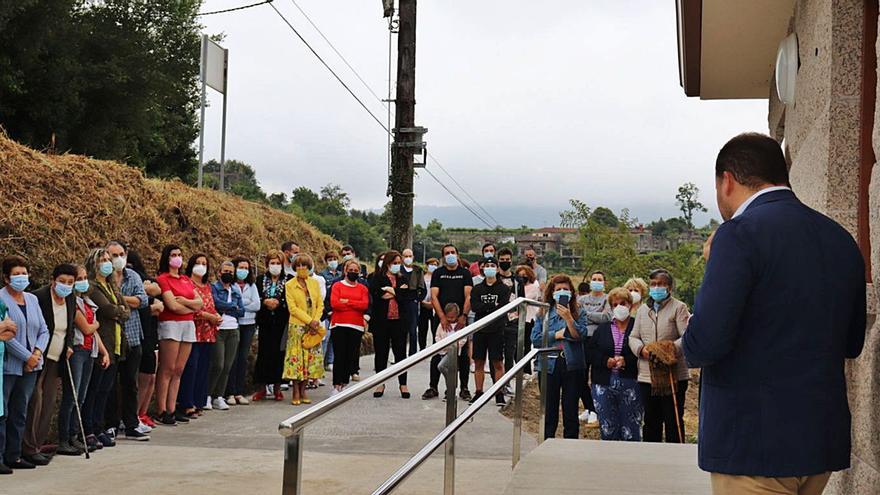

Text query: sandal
(301, 398), (312, 404)
(291, 399), (302, 406)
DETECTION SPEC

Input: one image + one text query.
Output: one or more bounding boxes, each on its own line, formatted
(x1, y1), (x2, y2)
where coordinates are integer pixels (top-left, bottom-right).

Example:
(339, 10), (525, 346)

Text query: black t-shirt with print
(431, 266), (474, 312)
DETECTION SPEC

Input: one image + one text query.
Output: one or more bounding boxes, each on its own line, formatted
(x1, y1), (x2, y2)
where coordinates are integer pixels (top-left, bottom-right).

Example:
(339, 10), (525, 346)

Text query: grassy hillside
(0, 132), (339, 281)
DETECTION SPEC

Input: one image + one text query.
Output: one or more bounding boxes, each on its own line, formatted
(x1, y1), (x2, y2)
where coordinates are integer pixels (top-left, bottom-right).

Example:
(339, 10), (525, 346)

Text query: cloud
(198, 0), (767, 223)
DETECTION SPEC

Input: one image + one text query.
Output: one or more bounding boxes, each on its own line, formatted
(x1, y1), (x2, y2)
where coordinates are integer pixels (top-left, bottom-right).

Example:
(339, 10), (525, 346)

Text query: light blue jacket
(531, 306), (588, 374)
(0, 286), (49, 376)
(237, 283), (261, 326)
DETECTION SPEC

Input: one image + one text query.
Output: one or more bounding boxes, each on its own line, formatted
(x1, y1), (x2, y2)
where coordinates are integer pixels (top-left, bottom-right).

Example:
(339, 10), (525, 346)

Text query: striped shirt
(611, 320), (626, 374)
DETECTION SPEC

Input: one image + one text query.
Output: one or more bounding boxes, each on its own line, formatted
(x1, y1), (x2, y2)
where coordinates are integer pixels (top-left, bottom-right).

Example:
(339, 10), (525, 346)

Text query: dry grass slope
(0, 133), (339, 279)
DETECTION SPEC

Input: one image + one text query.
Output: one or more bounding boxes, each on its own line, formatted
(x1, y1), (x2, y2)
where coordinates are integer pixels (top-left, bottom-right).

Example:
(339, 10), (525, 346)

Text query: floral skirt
(282, 323), (324, 381)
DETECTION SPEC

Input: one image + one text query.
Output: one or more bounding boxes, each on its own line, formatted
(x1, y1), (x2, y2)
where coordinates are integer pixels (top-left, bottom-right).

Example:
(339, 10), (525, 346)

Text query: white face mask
(112, 256), (127, 272)
(630, 291), (642, 305)
(403, 257), (414, 266)
(613, 304), (631, 321)
(192, 264), (207, 277)
(427, 265), (437, 273)
(269, 265), (282, 276)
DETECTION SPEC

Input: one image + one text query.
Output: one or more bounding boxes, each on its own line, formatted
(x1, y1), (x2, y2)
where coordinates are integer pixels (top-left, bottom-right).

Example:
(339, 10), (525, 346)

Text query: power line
(268, 2), (388, 131)
(270, 3), (497, 229)
(422, 168), (495, 230)
(289, 0), (386, 105)
(281, 1), (501, 228)
(426, 153), (501, 227)
(198, 0), (274, 16)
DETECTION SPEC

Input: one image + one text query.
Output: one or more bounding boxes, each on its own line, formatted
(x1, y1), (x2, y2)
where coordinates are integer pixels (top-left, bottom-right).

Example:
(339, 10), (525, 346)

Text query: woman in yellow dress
(283, 254), (324, 405)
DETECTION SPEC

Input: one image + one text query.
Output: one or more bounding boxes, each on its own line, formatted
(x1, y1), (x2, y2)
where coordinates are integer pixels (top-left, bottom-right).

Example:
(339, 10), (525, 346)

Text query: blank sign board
(200, 35), (227, 94)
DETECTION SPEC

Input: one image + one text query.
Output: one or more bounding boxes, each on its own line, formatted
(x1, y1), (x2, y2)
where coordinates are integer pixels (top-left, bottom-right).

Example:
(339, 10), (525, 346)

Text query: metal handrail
(278, 297), (546, 435)
(372, 346), (555, 495)
(278, 297), (550, 494)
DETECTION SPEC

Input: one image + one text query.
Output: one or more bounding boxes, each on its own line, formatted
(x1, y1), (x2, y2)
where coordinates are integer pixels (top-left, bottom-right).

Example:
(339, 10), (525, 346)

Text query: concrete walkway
(9, 355), (535, 494)
(504, 439), (710, 494)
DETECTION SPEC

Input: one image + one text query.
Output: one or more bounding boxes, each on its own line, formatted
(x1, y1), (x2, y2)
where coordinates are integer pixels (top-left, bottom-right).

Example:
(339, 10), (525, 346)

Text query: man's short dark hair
(498, 247), (513, 258)
(577, 282), (590, 293)
(341, 245), (355, 253)
(441, 244), (457, 255)
(482, 242), (496, 252)
(281, 241), (298, 252)
(649, 268), (675, 291)
(716, 133), (789, 189)
(52, 263), (78, 280)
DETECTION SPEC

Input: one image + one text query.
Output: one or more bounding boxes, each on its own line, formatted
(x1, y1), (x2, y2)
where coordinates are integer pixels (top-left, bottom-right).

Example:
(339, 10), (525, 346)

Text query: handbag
(302, 325), (327, 350)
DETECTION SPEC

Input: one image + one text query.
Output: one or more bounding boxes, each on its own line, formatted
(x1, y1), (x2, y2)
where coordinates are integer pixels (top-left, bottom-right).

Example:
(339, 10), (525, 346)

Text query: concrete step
(504, 439), (710, 494)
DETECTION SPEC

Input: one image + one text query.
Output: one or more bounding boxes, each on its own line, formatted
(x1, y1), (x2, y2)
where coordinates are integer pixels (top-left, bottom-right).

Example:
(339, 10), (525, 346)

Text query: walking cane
(668, 368), (684, 444)
(65, 358), (90, 459)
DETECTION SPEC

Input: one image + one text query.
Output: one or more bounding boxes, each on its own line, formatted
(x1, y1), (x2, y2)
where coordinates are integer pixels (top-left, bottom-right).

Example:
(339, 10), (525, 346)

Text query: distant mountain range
(410, 203), (718, 229)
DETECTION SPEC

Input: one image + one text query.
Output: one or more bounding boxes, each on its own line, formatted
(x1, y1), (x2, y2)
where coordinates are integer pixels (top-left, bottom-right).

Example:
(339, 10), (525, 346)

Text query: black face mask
(220, 273), (235, 284)
(346, 272), (359, 282)
(499, 261), (512, 271)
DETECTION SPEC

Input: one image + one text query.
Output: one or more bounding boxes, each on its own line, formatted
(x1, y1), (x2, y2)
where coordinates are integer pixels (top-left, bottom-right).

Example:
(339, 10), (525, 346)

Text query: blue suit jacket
(683, 189), (866, 478)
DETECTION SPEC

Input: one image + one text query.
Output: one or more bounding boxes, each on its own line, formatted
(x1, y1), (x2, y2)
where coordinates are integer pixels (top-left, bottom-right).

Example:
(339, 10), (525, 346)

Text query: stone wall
(770, 1), (880, 492)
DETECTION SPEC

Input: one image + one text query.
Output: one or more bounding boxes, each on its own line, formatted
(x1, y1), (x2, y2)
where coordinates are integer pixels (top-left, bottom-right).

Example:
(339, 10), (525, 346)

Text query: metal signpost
(197, 34), (229, 191)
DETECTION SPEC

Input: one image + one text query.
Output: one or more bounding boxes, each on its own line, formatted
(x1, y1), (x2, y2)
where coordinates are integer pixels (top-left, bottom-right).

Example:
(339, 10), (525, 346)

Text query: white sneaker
(136, 422), (152, 434)
(234, 395), (249, 405)
(204, 396), (213, 410)
(213, 397), (229, 411)
(579, 410), (592, 422)
(280, 383), (290, 391)
(330, 388), (340, 397)
(351, 374), (360, 382)
(226, 395), (237, 406)
(316, 379), (325, 387)
(469, 363), (475, 373)
(588, 411), (599, 424)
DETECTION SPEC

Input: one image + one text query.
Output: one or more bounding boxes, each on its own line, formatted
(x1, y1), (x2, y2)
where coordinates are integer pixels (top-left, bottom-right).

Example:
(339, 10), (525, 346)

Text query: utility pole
(388, 0), (424, 252)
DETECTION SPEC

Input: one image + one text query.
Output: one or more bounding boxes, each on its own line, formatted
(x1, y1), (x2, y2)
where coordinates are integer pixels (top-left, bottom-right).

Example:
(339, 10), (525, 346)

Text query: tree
(202, 159), (266, 203)
(675, 182), (708, 229)
(0, 0), (202, 179)
(267, 192), (289, 210)
(591, 207), (619, 228)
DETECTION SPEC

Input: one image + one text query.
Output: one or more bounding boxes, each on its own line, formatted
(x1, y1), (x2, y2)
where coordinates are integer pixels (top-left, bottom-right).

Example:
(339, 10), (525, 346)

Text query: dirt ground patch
(502, 370), (700, 443)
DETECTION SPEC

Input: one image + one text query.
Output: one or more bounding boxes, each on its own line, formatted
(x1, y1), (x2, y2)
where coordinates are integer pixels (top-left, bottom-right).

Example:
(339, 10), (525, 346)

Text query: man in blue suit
(683, 133), (866, 495)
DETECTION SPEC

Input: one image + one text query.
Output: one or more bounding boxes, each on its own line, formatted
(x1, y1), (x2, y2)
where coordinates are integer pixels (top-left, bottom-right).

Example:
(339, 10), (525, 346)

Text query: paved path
(504, 439), (710, 494)
(9, 355), (536, 494)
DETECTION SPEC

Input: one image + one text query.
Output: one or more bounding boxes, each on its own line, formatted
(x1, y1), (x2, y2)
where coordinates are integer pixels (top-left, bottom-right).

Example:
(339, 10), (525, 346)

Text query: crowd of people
(0, 233), (695, 475)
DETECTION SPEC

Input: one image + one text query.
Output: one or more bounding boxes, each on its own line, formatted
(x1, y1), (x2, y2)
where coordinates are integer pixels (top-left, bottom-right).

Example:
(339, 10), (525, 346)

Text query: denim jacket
(531, 305), (588, 373)
(211, 282), (245, 318)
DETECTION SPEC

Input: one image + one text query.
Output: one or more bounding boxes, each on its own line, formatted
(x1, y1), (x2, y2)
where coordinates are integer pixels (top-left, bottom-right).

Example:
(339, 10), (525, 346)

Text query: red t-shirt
(81, 303), (95, 351)
(157, 272), (197, 322)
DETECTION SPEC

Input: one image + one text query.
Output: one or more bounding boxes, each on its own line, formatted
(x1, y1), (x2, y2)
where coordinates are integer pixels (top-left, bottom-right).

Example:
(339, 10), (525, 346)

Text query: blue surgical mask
(444, 254), (458, 266)
(483, 267), (497, 279)
(75, 280), (90, 293)
(54, 283), (74, 298)
(236, 268), (249, 281)
(483, 251), (494, 259)
(99, 261), (114, 277)
(9, 274), (29, 292)
(328, 260), (339, 270)
(553, 289), (572, 303)
(650, 287), (669, 302)
(389, 264), (401, 275)
(590, 281), (605, 292)
(427, 265), (437, 273)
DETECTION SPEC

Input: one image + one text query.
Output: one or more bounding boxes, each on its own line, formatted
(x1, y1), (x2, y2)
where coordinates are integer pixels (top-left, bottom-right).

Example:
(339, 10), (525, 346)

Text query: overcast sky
(198, 0), (768, 228)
